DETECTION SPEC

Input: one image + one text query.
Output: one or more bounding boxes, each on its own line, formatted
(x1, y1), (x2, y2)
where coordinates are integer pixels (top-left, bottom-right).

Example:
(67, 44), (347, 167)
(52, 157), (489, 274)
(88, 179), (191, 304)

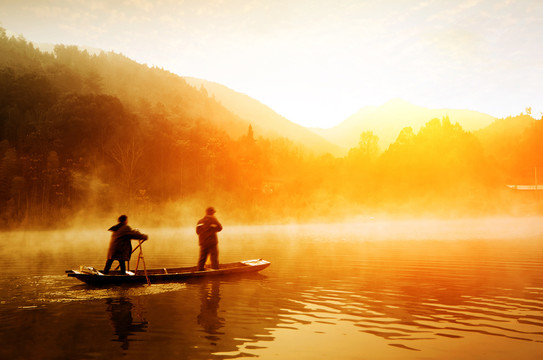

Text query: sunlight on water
(0, 217), (542, 359)
(0, 275), (186, 307)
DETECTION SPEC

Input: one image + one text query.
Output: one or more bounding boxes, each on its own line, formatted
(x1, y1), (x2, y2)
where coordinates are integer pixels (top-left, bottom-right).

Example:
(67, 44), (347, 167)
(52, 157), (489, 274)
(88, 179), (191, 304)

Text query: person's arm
(196, 220), (206, 235)
(127, 226), (148, 240)
(211, 218), (222, 232)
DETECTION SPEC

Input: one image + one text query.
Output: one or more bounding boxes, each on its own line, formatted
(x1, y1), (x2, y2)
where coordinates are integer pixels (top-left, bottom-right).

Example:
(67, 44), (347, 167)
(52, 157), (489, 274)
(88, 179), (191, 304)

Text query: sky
(1, 0), (542, 128)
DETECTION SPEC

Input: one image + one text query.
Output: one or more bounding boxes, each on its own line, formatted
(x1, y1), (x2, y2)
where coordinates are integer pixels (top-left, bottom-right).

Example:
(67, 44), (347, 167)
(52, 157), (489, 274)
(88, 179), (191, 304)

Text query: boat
(66, 259), (271, 285)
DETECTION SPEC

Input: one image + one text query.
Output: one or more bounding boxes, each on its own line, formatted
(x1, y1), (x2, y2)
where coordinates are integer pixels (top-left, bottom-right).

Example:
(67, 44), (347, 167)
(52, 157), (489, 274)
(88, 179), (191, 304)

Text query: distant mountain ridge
(311, 99), (497, 152)
(32, 43), (496, 157)
(184, 77), (342, 156)
(182, 77), (497, 155)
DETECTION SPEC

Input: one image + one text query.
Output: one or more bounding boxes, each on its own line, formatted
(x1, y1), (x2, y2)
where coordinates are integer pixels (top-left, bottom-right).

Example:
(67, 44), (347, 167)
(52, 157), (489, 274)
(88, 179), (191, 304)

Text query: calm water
(1, 217), (543, 360)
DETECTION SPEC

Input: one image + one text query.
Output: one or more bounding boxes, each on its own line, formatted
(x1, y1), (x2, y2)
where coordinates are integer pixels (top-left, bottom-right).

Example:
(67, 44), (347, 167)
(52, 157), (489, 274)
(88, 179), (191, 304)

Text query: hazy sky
(1, 0), (542, 127)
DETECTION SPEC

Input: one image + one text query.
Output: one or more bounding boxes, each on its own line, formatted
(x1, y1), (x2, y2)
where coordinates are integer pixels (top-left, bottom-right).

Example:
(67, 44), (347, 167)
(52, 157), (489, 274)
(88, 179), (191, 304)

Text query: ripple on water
(270, 280), (543, 349)
(0, 275), (187, 306)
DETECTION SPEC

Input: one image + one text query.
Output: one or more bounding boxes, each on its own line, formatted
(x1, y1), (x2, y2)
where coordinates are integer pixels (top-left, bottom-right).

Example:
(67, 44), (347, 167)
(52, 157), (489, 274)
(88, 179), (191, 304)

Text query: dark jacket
(196, 215), (222, 247)
(107, 223), (147, 261)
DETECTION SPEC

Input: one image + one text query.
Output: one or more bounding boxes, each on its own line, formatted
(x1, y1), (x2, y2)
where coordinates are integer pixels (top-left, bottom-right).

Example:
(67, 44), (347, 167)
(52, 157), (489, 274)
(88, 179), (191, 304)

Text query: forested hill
(0, 28), (318, 227)
(2, 29), (329, 146)
(0, 28), (541, 228)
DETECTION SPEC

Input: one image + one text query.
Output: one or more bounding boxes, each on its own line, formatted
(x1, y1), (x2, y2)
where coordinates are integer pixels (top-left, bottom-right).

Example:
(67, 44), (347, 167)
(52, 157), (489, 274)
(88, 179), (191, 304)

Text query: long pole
(135, 240), (151, 286)
(114, 240), (146, 271)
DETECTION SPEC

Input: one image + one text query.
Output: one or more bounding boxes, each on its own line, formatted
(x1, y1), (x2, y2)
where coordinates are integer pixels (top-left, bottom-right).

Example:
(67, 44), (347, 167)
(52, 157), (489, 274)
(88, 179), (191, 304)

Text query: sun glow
(1, 0), (542, 127)
(0, 0), (542, 229)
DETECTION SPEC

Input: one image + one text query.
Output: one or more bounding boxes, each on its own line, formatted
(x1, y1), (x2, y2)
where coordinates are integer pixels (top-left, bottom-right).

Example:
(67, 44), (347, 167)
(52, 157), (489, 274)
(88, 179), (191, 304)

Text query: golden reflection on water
(0, 275), (186, 306)
(0, 217), (542, 359)
(106, 297), (148, 351)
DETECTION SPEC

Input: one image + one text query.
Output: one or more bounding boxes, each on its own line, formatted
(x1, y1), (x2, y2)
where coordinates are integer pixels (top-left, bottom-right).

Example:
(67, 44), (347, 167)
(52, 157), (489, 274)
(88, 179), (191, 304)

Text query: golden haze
(0, 30), (542, 229)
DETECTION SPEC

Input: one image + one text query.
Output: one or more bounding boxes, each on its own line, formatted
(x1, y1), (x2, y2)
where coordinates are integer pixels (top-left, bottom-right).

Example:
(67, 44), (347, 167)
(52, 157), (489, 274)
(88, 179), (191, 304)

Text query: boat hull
(66, 259), (270, 285)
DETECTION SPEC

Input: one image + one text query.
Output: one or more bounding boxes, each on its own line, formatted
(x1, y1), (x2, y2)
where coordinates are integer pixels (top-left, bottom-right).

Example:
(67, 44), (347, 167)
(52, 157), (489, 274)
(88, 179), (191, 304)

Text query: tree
(247, 124), (254, 142)
(343, 131), (380, 200)
(0, 147), (17, 204)
(348, 131), (380, 162)
(109, 137), (144, 205)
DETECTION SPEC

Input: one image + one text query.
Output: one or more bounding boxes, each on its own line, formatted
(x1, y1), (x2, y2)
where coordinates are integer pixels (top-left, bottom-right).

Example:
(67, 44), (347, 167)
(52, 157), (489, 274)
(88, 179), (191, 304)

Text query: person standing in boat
(103, 215), (148, 275)
(196, 207), (223, 271)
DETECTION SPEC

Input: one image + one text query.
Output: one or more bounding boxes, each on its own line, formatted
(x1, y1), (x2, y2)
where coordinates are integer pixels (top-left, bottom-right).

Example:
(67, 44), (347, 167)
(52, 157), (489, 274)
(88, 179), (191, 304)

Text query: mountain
(35, 43), (338, 155)
(184, 77), (342, 156)
(311, 99), (496, 152)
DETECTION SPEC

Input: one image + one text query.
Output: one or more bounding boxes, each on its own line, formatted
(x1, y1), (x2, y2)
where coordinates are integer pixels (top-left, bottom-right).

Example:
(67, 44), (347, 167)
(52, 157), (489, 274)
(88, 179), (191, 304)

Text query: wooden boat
(66, 259), (270, 285)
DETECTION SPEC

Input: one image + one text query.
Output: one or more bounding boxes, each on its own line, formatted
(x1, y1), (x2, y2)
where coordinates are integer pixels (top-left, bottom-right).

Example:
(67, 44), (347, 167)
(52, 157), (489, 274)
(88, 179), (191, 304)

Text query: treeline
(0, 28), (541, 228)
(0, 28), (309, 227)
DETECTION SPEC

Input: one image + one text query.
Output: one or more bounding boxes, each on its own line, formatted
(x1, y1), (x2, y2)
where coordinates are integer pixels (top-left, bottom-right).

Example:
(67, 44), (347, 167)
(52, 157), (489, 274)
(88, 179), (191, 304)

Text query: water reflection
(106, 297), (148, 350)
(0, 220), (542, 359)
(268, 265), (543, 354)
(197, 280), (225, 344)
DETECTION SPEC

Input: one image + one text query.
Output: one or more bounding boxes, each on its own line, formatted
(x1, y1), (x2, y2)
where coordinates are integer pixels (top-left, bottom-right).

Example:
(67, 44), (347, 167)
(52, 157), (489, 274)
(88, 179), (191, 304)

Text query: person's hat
(206, 207), (216, 215)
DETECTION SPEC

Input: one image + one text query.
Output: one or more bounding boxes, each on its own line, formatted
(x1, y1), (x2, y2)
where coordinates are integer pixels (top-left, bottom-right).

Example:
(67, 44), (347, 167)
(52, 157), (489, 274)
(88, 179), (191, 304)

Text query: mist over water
(1, 216), (542, 359)
(1, 5), (542, 359)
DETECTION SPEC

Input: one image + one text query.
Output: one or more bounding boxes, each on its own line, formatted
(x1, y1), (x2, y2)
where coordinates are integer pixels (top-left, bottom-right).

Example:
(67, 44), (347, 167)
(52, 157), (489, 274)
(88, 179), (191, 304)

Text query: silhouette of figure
(106, 297), (147, 350)
(196, 207), (222, 271)
(197, 280), (224, 344)
(103, 215), (148, 275)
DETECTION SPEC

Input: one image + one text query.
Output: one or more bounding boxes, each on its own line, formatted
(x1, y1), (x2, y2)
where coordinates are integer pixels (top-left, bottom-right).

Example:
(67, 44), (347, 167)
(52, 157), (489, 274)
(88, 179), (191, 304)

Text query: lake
(1, 216), (542, 359)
